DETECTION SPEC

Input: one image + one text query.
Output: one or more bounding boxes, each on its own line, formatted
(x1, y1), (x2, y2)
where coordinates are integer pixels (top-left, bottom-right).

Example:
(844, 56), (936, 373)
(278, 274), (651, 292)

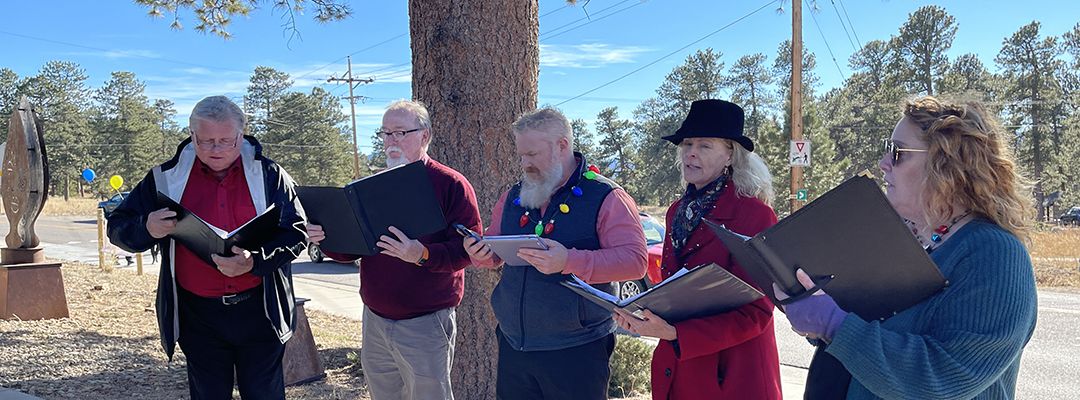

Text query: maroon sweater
(325, 157), (481, 320)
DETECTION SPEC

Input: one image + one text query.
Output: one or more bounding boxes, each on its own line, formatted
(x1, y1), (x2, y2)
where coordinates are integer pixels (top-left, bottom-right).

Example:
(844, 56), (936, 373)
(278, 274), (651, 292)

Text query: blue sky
(3, 0), (1078, 154)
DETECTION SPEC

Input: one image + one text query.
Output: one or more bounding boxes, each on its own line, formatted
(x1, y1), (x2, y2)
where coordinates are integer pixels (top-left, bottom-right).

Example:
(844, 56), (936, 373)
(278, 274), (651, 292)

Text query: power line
(835, 0), (862, 48)
(292, 33), (408, 82)
(556, 0), (778, 107)
(540, 0), (645, 42)
(541, 3), (570, 18)
(805, 0), (847, 80)
(540, 0), (635, 39)
(828, 0), (858, 52)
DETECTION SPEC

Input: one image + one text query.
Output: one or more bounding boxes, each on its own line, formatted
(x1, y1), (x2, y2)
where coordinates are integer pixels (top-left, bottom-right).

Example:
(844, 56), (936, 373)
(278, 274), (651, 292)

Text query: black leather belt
(221, 290), (255, 306)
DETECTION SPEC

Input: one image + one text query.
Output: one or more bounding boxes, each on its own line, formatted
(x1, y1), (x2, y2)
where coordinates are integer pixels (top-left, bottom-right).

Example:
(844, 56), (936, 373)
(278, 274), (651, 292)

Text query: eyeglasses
(883, 139), (927, 166)
(195, 135), (240, 150)
(376, 128), (424, 140)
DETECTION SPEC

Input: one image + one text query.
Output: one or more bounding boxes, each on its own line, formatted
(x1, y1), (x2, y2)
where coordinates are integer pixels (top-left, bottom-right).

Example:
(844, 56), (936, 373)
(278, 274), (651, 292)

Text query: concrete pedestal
(283, 298), (325, 386)
(0, 259), (68, 320)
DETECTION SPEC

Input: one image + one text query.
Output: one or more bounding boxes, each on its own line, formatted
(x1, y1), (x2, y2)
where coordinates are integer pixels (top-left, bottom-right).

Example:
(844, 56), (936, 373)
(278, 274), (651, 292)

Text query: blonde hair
(676, 138), (774, 204)
(903, 96), (1034, 242)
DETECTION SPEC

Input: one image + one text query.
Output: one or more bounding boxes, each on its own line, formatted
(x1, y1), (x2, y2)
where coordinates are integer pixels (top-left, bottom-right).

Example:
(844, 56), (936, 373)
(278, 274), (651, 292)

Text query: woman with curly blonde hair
(777, 96), (1038, 399)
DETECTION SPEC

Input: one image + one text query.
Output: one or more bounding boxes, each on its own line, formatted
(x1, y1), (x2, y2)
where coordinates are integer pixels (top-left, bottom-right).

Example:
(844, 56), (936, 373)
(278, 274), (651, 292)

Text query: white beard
(385, 145), (407, 168)
(519, 159), (564, 210)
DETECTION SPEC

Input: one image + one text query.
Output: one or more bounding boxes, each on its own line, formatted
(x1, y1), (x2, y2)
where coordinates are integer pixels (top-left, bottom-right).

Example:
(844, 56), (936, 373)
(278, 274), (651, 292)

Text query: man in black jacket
(107, 96), (307, 399)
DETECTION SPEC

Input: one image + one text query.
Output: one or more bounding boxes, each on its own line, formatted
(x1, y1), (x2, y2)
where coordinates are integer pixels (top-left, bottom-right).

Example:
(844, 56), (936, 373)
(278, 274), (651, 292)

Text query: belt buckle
(222, 293), (239, 306)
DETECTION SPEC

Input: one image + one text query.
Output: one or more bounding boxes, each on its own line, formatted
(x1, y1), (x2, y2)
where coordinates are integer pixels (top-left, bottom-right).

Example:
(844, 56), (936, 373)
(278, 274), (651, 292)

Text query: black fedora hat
(662, 99), (754, 152)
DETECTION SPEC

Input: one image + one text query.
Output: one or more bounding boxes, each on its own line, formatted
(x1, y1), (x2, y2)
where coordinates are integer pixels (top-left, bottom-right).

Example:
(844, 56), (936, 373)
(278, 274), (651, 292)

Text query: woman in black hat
(614, 99), (782, 399)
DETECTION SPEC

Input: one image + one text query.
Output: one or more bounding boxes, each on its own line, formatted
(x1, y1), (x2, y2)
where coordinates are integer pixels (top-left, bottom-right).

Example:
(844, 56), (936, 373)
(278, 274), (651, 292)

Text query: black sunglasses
(882, 139), (928, 166)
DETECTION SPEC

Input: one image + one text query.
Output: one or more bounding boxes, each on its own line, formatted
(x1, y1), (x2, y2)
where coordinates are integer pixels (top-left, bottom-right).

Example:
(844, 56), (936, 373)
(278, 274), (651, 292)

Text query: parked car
(97, 192), (130, 217)
(308, 243), (326, 263)
(615, 212), (666, 300)
(1061, 206), (1080, 226)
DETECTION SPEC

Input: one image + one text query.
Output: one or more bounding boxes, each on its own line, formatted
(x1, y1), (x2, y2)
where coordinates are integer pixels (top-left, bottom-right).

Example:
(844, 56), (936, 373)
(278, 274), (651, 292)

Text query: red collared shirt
(174, 158), (261, 297)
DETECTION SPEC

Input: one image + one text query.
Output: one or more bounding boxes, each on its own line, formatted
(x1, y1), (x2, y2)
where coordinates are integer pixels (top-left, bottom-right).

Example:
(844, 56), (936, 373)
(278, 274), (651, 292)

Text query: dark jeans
(177, 286), (286, 400)
(496, 328), (615, 400)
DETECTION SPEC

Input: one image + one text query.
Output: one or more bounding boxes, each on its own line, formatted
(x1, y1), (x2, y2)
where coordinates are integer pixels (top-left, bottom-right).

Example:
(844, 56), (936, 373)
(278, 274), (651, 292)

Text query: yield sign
(789, 140), (811, 167)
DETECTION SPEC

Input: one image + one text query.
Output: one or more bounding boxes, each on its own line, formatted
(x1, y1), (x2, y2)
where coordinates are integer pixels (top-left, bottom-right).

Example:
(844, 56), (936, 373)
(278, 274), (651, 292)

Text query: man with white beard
(464, 107), (647, 400)
(306, 100), (481, 400)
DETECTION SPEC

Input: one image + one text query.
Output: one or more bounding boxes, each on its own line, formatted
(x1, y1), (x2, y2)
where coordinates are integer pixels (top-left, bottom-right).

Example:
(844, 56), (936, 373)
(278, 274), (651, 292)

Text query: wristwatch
(415, 246), (429, 266)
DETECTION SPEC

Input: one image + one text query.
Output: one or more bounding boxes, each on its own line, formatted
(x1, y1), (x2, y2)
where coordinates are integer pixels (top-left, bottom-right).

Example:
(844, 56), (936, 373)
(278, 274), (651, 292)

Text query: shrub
(609, 335), (655, 397)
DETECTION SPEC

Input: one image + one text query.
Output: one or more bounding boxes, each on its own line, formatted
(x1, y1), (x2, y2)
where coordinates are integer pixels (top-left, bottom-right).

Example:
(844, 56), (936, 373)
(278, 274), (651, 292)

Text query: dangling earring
(723, 165), (733, 177)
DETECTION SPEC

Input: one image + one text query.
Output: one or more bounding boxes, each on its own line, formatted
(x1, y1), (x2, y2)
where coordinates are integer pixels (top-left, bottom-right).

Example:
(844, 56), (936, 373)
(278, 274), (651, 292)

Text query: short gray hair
(189, 96), (246, 134)
(512, 107), (573, 149)
(386, 99), (432, 151)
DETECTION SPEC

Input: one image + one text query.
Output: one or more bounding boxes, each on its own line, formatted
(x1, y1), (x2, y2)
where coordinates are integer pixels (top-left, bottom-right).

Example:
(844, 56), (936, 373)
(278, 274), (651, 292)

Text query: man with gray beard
(306, 100), (481, 400)
(464, 107), (647, 400)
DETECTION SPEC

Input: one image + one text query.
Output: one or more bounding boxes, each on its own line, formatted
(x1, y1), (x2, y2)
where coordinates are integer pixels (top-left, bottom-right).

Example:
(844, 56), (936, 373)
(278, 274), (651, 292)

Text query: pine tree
(244, 66), (293, 138)
(91, 71), (161, 195)
(23, 61), (94, 197)
(996, 21), (1065, 220)
(570, 118), (600, 165)
(260, 87), (353, 186)
(895, 5), (957, 95)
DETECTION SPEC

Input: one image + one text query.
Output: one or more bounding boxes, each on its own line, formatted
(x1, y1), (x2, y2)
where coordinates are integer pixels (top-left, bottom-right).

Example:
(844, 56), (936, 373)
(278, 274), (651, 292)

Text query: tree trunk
(409, 1), (539, 399)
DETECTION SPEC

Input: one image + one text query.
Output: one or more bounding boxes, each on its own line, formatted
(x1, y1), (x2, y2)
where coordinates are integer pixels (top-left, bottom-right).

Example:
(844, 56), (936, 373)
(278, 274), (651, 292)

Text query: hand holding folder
(706, 175), (947, 321)
(155, 191), (281, 267)
(297, 161), (447, 255)
(560, 263), (764, 323)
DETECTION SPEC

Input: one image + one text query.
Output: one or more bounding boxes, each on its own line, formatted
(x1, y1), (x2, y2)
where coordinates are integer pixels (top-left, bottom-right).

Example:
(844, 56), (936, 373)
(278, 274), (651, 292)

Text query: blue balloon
(81, 168), (96, 183)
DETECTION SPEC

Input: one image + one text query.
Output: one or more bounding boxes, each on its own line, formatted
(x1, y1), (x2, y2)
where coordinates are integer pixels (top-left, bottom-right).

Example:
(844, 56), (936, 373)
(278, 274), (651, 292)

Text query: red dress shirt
(174, 158), (262, 297)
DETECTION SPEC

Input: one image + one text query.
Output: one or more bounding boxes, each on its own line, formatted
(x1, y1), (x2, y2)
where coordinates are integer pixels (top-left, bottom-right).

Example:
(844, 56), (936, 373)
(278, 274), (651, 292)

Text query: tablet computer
(483, 234), (549, 267)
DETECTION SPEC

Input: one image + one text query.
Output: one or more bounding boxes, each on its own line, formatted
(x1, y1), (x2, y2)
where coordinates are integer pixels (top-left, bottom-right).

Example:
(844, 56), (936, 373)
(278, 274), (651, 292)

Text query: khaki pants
(362, 306), (456, 400)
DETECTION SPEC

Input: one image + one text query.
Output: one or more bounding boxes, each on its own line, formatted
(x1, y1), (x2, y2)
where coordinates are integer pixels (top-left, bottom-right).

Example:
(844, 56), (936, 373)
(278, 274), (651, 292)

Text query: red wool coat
(651, 182), (782, 400)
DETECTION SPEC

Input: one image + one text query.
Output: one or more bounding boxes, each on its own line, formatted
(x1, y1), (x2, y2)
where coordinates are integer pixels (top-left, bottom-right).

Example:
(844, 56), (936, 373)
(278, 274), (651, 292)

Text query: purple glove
(773, 268), (849, 342)
(782, 293), (848, 342)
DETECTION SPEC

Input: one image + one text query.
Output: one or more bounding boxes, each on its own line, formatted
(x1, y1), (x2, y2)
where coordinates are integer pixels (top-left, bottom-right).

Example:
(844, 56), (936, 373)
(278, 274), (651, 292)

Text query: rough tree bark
(409, 1), (539, 399)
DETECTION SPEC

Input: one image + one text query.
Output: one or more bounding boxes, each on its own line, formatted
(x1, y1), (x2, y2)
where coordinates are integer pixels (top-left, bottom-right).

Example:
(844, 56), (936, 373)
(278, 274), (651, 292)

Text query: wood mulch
(0, 261), (367, 399)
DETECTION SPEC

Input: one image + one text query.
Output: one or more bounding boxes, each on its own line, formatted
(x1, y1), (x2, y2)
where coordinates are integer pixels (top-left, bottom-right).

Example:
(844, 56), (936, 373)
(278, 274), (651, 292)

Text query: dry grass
(0, 261), (368, 399)
(1029, 227), (1080, 289)
(0, 197), (102, 217)
(1029, 227), (1080, 258)
(40, 197), (101, 216)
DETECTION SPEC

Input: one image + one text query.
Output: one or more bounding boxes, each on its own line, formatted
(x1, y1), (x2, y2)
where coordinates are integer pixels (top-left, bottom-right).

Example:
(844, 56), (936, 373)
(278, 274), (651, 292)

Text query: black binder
(706, 175), (947, 321)
(296, 161), (447, 255)
(155, 191), (282, 266)
(560, 263), (764, 323)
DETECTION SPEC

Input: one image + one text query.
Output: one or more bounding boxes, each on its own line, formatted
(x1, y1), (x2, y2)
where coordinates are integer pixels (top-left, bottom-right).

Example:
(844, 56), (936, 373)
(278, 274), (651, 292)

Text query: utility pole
(790, 0), (805, 212)
(327, 56), (374, 179)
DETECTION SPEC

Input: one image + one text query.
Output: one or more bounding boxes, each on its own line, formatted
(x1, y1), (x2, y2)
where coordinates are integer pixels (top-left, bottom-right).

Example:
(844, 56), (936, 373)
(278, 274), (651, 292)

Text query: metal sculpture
(3, 96), (50, 253)
(0, 96), (67, 320)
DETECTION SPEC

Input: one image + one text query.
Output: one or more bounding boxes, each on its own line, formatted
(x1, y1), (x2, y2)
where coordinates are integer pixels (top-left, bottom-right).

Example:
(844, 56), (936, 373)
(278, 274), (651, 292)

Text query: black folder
(705, 175), (947, 321)
(296, 161), (447, 255)
(155, 192), (282, 266)
(560, 263), (764, 323)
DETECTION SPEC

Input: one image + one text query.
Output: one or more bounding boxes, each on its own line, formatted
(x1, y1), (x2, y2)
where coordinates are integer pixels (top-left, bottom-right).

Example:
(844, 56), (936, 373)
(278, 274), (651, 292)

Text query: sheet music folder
(706, 175), (947, 321)
(296, 160), (447, 255)
(155, 191), (281, 266)
(560, 263), (764, 323)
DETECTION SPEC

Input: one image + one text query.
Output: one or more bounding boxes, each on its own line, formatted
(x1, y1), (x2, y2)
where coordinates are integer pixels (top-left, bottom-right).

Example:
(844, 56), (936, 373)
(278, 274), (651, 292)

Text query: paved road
(12, 215), (1080, 399)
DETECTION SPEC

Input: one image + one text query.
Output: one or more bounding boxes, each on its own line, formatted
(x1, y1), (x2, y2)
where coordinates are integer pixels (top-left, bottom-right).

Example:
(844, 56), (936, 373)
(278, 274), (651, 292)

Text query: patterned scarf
(671, 173), (729, 253)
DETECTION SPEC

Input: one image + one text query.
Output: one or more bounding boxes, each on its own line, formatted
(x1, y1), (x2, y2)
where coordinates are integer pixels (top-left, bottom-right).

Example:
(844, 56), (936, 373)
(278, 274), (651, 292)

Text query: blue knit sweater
(826, 218), (1038, 399)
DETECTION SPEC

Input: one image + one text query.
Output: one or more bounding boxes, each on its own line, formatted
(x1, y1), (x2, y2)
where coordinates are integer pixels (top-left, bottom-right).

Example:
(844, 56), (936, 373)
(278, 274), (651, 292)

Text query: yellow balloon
(109, 175), (124, 190)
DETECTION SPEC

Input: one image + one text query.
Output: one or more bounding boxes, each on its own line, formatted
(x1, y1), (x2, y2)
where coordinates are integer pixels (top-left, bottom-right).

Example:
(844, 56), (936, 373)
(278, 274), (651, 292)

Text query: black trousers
(496, 328), (615, 400)
(177, 286), (286, 400)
